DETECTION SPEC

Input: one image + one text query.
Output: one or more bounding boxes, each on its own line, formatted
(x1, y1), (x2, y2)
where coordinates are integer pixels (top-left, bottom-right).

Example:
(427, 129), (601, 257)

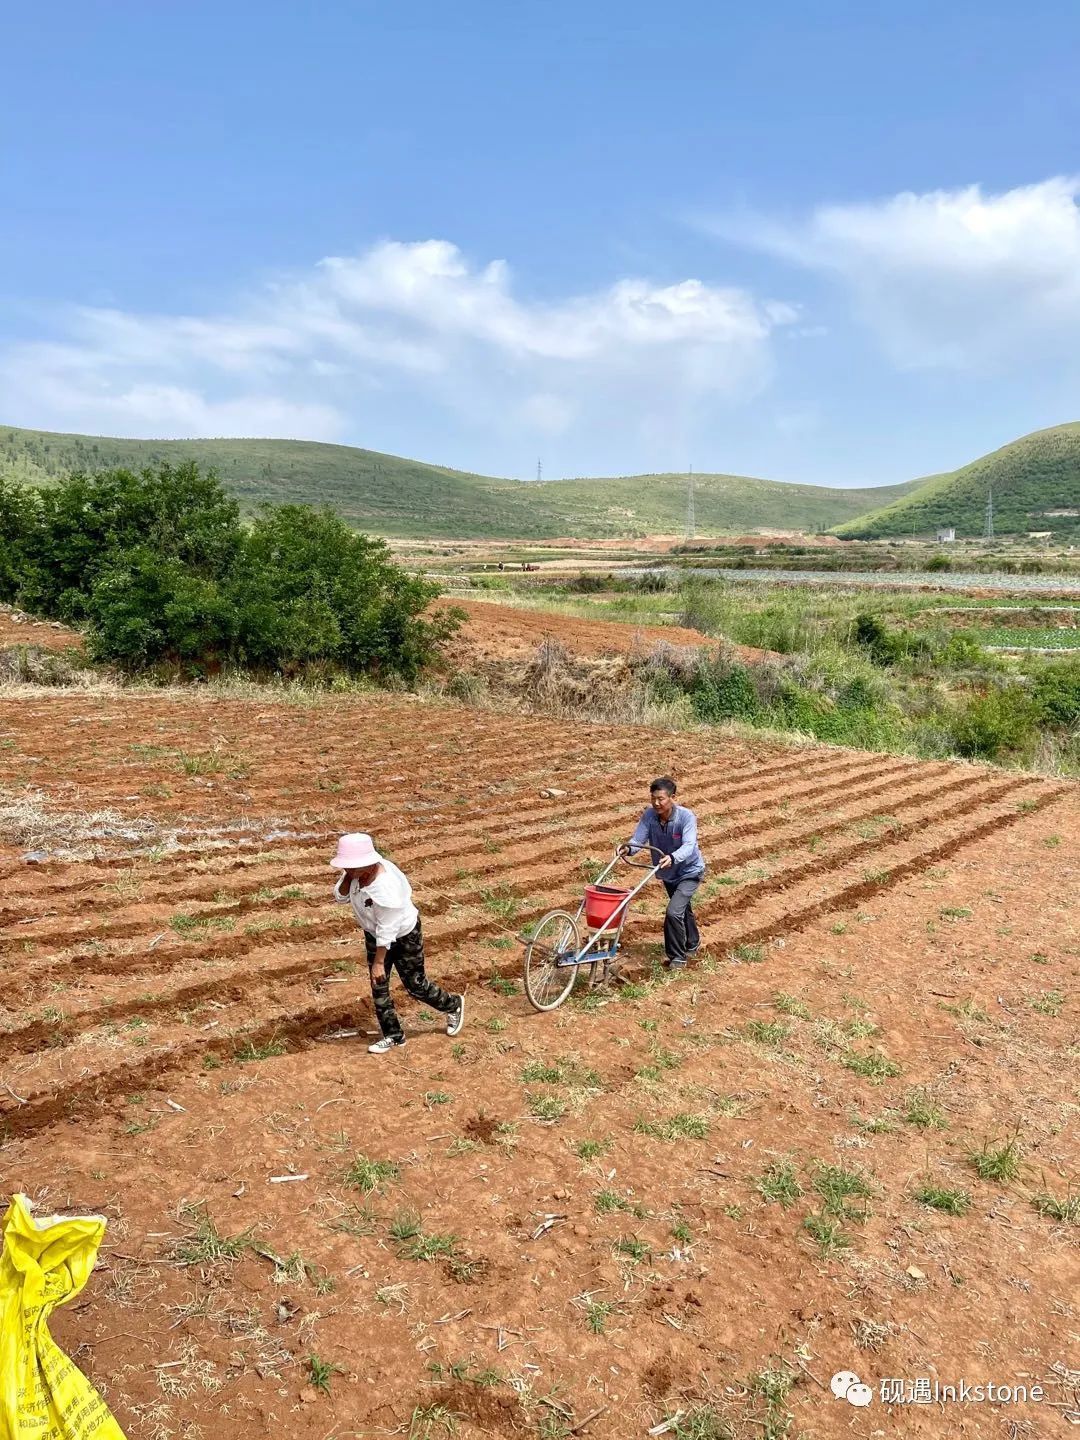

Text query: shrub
(86, 550), (237, 670)
(22, 463), (241, 620)
(570, 573), (610, 594)
(690, 659), (761, 722)
(1032, 657), (1080, 729)
(852, 613), (905, 666)
(635, 571), (668, 594)
(925, 553), (952, 572)
(0, 477), (39, 601)
(7, 462), (455, 681)
(948, 687), (1038, 760)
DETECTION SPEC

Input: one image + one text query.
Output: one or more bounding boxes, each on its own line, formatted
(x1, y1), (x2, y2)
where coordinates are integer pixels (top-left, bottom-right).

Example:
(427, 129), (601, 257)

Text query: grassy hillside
(0, 425), (916, 540)
(832, 423), (1080, 541)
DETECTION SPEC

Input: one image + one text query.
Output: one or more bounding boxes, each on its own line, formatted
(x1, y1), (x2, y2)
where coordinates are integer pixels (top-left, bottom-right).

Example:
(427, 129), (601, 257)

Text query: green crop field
(976, 626), (1080, 650)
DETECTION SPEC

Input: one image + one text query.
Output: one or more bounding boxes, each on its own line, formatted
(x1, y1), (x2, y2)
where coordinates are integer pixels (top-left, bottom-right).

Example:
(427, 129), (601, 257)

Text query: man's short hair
(650, 776), (677, 796)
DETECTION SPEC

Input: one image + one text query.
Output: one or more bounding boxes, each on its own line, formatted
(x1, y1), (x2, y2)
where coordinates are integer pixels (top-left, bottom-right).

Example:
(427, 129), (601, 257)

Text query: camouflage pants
(364, 920), (456, 1040)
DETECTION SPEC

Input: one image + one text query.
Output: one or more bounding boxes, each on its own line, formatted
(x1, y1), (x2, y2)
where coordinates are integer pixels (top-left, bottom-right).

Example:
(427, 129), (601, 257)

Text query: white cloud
(719, 177), (1080, 370)
(1, 240), (790, 465)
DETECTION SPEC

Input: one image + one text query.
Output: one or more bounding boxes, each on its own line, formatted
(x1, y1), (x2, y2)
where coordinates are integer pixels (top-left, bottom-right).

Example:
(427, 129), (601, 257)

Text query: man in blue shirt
(619, 776), (705, 969)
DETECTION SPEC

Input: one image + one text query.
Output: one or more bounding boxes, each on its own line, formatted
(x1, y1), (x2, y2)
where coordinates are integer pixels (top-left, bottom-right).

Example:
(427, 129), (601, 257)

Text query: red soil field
(435, 598), (769, 665)
(0, 688), (1076, 1439)
(0, 606), (82, 652)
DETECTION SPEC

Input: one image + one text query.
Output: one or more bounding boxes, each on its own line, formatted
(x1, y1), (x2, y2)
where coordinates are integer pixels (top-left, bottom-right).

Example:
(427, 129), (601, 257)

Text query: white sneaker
(368, 1035), (406, 1055)
(446, 995), (465, 1037)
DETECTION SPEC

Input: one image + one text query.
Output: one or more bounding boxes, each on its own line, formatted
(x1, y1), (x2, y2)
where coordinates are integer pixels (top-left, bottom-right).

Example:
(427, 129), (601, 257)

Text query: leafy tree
(22, 463), (241, 619)
(0, 477), (40, 601)
(229, 505), (451, 678)
(4, 462), (457, 681)
(85, 550), (235, 671)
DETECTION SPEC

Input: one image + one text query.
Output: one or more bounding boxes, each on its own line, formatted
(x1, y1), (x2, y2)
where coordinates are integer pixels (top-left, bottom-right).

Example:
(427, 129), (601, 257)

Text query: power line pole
(985, 486), (994, 540)
(686, 465), (695, 542)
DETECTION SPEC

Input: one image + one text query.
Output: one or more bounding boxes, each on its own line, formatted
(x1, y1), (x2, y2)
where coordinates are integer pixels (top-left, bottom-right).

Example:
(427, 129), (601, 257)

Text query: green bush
(925, 554), (952, 572)
(852, 613), (905, 666)
(570, 573), (611, 594)
(4, 463), (455, 680)
(0, 477), (40, 600)
(691, 660), (762, 722)
(948, 687), (1038, 759)
(86, 550), (236, 670)
(1032, 657), (1080, 729)
(22, 463), (241, 620)
(635, 571), (669, 594)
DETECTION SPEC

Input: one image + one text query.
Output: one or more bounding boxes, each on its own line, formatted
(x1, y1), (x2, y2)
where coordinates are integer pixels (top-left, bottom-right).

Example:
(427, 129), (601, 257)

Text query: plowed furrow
(2, 755), (925, 962)
(708, 783), (1071, 953)
(1, 782), (1068, 1141)
(0, 748), (894, 921)
(694, 774), (1037, 927)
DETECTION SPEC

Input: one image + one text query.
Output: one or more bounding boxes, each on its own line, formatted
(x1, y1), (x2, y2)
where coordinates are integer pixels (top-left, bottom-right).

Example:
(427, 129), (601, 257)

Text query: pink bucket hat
(329, 833), (383, 869)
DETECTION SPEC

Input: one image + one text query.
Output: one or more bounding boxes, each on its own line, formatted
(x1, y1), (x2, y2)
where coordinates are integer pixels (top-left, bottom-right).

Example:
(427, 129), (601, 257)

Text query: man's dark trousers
(363, 920), (456, 1040)
(663, 877), (701, 965)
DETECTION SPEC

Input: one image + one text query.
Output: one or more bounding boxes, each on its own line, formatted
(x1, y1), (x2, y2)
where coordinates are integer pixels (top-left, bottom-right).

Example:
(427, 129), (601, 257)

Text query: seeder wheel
(523, 910), (590, 1011)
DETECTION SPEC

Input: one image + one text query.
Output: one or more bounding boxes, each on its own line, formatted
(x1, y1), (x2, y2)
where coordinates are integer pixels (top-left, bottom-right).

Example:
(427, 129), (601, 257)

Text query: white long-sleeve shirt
(333, 861), (419, 947)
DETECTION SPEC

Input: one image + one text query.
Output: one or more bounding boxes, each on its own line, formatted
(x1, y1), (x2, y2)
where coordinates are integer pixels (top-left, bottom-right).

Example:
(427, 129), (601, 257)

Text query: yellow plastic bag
(0, 1194), (127, 1440)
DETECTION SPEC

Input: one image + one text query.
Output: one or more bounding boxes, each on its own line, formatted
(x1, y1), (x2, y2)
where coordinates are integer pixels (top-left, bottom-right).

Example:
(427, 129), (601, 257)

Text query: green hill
(832, 424), (1080, 541)
(0, 425), (916, 540)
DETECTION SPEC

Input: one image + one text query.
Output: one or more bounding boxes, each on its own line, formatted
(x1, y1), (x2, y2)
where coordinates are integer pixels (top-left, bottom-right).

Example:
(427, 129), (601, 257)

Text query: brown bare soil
(0, 688), (1076, 1439)
(435, 597), (769, 666)
(0, 606), (83, 652)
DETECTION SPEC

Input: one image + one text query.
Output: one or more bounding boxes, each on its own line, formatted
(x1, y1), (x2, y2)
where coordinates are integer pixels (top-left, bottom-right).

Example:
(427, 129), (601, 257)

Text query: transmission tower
(685, 465), (695, 542)
(984, 486), (994, 540)
(536, 458), (542, 483)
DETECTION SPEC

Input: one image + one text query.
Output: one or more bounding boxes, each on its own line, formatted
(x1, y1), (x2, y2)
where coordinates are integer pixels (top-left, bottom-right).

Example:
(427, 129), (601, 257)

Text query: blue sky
(4, 0), (1080, 486)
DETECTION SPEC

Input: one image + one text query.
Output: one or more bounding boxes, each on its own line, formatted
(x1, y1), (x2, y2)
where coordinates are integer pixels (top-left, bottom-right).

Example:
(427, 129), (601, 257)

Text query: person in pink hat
(331, 833), (465, 1054)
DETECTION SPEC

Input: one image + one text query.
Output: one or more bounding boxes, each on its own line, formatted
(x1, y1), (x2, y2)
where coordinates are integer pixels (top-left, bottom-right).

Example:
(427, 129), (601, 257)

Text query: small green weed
(802, 1212), (850, 1256)
(235, 1037), (286, 1062)
(1029, 990), (1064, 1017)
(842, 1051), (901, 1083)
(409, 1403), (459, 1439)
(307, 1354), (341, 1395)
(812, 1164), (872, 1220)
(729, 943), (765, 964)
(342, 1155), (399, 1194)
(528, 1094), (567, 1122)
(968, 1135), (1023, 1182)
(903, 1090), (947, 1130)
(584, 1298), (615, 1333)
(593, 1189), (629, 1215)
(1031, 1188), (1079, 1223)
(634, 1113), (709, 1141)
(914, 1185), (971, 1216)
(755, 1160), (802, 1209)
(743, 1020), (790, 1046)
(773, 993), (811, 1019)
(613, 1236), (650, 1262)
(171, 1204), (252, 1266)
(574, 1138), (610, 1161)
